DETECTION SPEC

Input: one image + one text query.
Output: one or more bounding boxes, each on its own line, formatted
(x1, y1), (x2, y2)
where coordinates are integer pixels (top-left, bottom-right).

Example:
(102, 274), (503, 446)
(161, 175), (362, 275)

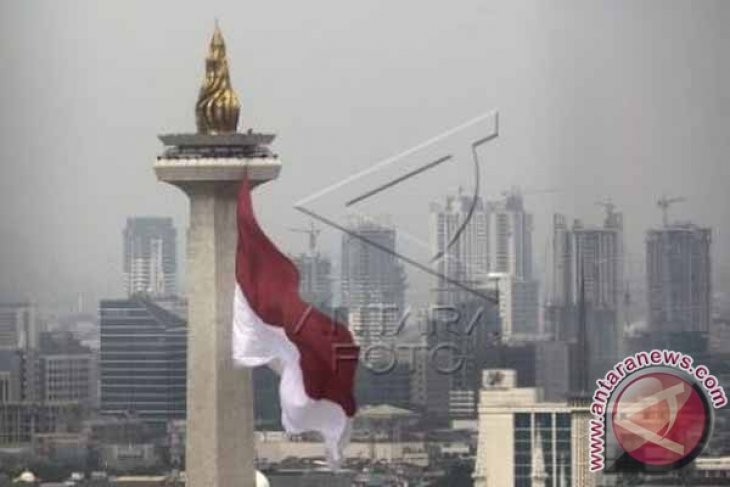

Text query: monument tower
(154, 24), (281, 487)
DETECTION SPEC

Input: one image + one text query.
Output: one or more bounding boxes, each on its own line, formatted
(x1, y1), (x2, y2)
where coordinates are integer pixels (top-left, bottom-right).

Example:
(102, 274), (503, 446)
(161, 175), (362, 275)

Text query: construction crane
(287, 221), (321, 254)
(595, 198), (615, 216)
(657, 195), (686, 227)
(596, 198), (622, 228)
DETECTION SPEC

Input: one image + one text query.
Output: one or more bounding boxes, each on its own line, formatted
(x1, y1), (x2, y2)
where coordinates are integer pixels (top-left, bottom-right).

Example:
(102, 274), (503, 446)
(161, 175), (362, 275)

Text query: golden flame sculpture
(195, 24), (241, 134)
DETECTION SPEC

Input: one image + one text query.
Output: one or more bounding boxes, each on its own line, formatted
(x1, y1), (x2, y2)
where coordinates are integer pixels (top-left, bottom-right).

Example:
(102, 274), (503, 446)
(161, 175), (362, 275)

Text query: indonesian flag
(232, 176), (359, 467)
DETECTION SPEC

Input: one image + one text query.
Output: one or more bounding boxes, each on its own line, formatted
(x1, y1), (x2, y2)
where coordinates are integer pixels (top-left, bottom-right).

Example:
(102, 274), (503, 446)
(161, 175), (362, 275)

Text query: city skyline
(2, 1), (730, 311)
(3, 3), (730, 485)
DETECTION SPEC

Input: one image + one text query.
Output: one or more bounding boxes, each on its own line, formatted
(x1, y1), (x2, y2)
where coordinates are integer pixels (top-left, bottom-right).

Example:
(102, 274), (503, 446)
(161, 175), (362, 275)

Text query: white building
(123, 217), (178, 298)
(487, 190), (540, 339)
(0, 302), (38, 350)
(430, 193), (490, 299)
(489, 273), (540, 340)
(488, 189), (534, 280)
(473, 369), (596, 487)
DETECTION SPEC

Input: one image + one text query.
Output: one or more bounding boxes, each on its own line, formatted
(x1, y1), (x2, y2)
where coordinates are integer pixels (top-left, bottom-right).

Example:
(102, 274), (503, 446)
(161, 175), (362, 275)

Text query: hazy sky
(1, 0), (729, 312)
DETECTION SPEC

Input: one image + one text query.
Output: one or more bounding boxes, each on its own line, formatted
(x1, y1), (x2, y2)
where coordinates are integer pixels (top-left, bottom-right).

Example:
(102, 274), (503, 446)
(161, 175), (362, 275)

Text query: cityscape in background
(3, 2), (730, 486)
(2, 187), (729, 486)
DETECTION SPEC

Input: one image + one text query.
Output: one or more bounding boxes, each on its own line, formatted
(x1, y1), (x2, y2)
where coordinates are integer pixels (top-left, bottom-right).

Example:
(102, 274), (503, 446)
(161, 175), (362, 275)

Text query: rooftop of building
(358, 404), (417, 419)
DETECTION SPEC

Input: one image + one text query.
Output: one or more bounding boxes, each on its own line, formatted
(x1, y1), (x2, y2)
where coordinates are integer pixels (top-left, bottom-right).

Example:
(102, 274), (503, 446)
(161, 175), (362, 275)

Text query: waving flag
(232, 176), (359, 466)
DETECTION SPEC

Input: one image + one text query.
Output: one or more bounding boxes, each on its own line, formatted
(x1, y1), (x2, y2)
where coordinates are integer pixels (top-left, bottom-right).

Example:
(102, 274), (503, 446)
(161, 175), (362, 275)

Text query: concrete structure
(292, 253), (332, 308)
(647, 222), (712, 335)
(483, 190), (540, 340)
(0, 402), (83, 446)
(0, 350), (22, 403)
(548, 211), (623, 327)
(547, 209), (624, 384)
(153, 25), (281, 487)
(123, 217), (178, 297)
(489, 272), (540, 339)
(473, 369), (595, 487)
(255, 431), (428, 467)
(0, 302), (38, 350)
(340, 219), (407, 403)
(340, 220), (406, 311)
(488, 189), (534, 280)
(99, 297), (186, 424)
(430, 192), (490, 302)
(37, 331), (97, 409)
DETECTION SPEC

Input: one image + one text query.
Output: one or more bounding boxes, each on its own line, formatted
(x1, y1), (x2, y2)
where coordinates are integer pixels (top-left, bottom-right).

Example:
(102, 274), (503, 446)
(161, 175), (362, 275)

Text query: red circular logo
(611, 372), (709, 467)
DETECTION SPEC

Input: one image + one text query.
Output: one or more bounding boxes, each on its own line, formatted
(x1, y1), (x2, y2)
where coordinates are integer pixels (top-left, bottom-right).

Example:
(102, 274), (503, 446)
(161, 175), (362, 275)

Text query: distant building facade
(37, 331), (97, 409)
(341, 220), (406, 359)
(473, 369), (594, 487)
(489, 273), (540, 340)
(100, 297), (186, 425)
(0, 302), (38, 350)
(123, 217), (178, 298)
(488, 191), (540, 339)
(430, 193), (490, 302)
(340, 220), (406, 310)
(646, 223), (712, 335)
(488, 190), (534, 280)
(292, 253), (333, 308)
(547, 208), (624, 384)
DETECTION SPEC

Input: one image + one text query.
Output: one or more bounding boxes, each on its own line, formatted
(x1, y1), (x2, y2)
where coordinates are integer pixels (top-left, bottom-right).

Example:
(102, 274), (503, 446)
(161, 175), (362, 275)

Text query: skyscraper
(292, 254), (332, 308)
(572, 212), (623, 315)
(547, 207), (623, 384)
(489, 272), (540, 339)
(341, 220), (406, 351)
(430, 192), (490, 303)
(340, 220), (406, 310)
(0, 302), (38, 350)
(487, 190), (540, 339)
(341, 220), (408, 409)
(100, 296), (186, 425)
(123, 217), (178, 298)
(488, 189), (534, 280)
(646, 223), (712, 335)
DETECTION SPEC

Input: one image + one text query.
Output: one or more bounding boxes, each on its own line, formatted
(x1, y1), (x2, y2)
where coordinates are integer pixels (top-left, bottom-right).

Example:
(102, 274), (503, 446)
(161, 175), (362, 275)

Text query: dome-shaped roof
(255, 470), (270, 487)
(15, 470), (36, 483)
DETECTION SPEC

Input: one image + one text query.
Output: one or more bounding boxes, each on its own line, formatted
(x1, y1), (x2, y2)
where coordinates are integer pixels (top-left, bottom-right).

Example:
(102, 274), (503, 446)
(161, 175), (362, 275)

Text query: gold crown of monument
(195, 23), (241, 134)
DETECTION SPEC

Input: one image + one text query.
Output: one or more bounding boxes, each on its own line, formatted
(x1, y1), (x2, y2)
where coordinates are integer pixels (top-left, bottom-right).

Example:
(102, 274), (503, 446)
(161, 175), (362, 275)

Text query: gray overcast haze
(1, 0), (729, 312)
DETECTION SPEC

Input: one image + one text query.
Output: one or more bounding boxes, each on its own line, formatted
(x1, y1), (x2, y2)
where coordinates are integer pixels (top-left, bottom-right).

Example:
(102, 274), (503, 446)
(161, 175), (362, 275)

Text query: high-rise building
(547, 208), (623, 382)
(341, 220), (406, 357)
(548, 210), (623, 338)
(551, 214), (574, 309)
(340, 220), (406, 310)
(488, 189), (534, 280)
(37, 331), (97, 409)
(646, 223), (712, 335)
(100, 297), (186, 425)
(292, 253), (333, 308)
(0, 351), (22, 403)
(473, 369), (580, 487)
(430, 193), (490, 302)
(123, 217), (178, 298)
(489, 273), (540, 339)
(487, 190), (540, 339)
(573, 215), (623, 313)
(0, 302), (38, 350)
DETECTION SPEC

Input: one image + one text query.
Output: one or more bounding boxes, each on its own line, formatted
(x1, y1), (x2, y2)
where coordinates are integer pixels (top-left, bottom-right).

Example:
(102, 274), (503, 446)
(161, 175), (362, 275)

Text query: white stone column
(155, 158), (280, 487)
(571, 407), (596, 487)
(185, 182), (254, 487)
